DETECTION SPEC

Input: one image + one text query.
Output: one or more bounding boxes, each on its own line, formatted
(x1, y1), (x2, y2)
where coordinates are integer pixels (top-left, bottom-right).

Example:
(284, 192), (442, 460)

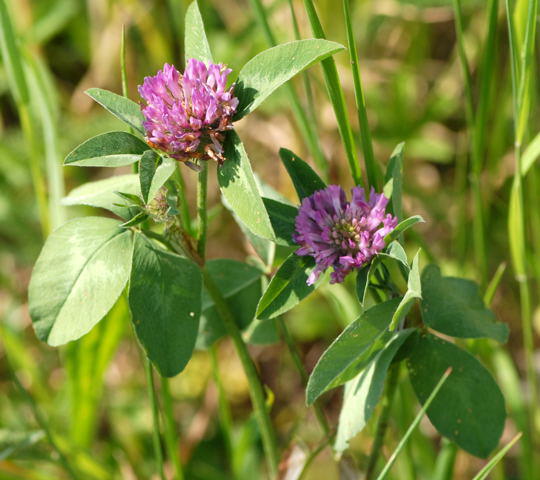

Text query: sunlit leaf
(29, 217), (134, 346)
(306, 298), (401, 405)
(86, 88), (145, 134)
(235, 39), (345, 118)
(64, 131), (148, 167)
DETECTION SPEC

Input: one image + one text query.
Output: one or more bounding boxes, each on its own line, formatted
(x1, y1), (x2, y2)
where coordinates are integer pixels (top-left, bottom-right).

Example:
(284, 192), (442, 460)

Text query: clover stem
(209, 345), (235, 471)
(364, 364), (400, 480)
(202, 268), (280, 477)
(144, 358), (166, 480)
(196, 162), (208, 259)
(161, 377), (185, 480)
(195, 164), (279, 477)
(277, 317), (330, 436)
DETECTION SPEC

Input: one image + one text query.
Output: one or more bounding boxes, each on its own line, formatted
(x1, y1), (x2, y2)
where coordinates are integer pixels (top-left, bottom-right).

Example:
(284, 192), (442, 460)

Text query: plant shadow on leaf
(256, 254), (316, 320)
(218, 130), (275, 241)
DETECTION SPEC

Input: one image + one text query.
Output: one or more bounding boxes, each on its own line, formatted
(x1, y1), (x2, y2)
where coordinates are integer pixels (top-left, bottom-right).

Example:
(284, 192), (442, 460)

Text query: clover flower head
(293, 185), (398, 285)
(138, 59), (239, 166)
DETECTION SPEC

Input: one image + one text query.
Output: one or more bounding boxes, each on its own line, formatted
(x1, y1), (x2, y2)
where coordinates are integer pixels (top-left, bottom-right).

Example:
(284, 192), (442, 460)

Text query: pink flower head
(138, 60), (239, 166)
(293, 186), (398, 285)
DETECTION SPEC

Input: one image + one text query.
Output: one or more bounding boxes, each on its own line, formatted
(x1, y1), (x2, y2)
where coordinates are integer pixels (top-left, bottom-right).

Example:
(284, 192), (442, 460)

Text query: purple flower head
(293, 185), (398, 285)
(138, 59), (239, 166)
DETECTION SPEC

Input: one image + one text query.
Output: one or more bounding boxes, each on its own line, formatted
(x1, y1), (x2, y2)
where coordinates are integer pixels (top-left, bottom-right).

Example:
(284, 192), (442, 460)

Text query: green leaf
(63, 174), (139, 218)
(129, 234), (202, 377)
(198, 260), (263, 348)
(521, 131), (540, 176)
(115, 191), (145, 207)
(235, 39), (345, 119)
(201, 259), (264, 310)
(218, 131), (275, 241)
(85, 88), (145, 134)
(63, 159), (176, 217)
(379, 241), (409, 271)
(262, 197), (297, 246)
(335, 329), (414, 452)
(420, 265), (508, 342)
(355, 264), (371, 306)
(184, 0), (213, 63)
(384, 143), (404, 220)
(406, 332), (506, 458)
(147, 157), (176, 201)
(245, 318), (280, 345)
(306, 298), (401, 405)
(120, 211), (148, 228)
(29, 217), (134, 346)
(0, 430), (45, 460)
(139, 150), (160, 203)
(385, 215), (424, 243)
(389, 250), (421, 330)
(279, 148), (326, 200)
(0, 0), (29, 106)
(256, 253), (316, 321)
(64, 131), (149, 167)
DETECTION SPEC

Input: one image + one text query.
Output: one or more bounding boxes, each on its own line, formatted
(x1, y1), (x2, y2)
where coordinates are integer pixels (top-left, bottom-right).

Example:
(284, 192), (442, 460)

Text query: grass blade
(25, 54), (66, 230)
(375, 368), (452, 480)
(0, 0), (49, 234)
(247, 0), (328, 176)
(341, 0), (380, 189)
(302, 0), (363, 186)
(472, 432), (523, 480)
(505, 0), (539, 465)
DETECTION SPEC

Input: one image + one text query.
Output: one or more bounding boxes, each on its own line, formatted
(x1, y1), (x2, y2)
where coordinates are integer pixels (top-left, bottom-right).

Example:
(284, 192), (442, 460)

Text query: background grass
(0, 0), (538, 478)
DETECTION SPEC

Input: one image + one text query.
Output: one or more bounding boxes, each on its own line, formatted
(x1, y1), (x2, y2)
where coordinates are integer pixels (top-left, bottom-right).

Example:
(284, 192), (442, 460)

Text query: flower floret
(293, 185), (398, 285)
(138, 59), (239, 165)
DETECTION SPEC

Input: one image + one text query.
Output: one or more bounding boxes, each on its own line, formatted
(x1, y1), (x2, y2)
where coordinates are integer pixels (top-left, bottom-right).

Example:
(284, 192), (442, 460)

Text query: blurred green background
(0, 0), (538, 478)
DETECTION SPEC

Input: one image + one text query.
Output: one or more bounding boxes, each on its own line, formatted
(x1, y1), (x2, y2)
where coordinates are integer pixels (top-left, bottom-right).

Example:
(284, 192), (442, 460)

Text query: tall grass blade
(0, 0), (49, 234)
(161, 377), (185, 480)
(505, 0), (539, 466)
(452, 0), (495, 286)
(341, 0), (380, 190)
(26, 55), (66, 230)
(287, 0), (320, 161)
(9, 365), (78, 478)
(145, 358), (166, 480)
(248, 0), (328, 176)
(472, 432), (522, 480)
(484, 262), (507, 306)
(302, 0), (363, 185)
(520, 131), (540, 175)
